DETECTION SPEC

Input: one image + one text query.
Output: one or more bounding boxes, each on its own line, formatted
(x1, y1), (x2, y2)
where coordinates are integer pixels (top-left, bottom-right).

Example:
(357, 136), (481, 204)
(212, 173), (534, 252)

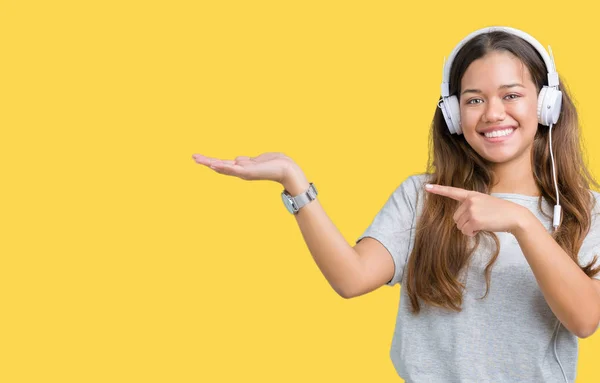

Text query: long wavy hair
(405, 31), (600, 314)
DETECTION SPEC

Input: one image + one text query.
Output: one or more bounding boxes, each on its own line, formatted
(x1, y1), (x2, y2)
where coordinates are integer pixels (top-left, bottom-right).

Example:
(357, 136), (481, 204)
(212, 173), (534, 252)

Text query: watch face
(281, 193), (295, 213)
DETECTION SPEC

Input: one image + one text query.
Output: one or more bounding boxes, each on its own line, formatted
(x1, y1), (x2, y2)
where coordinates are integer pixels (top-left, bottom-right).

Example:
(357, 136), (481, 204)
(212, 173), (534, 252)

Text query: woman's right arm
(193, 152), (395, 298)
(282, 164), (395, 298)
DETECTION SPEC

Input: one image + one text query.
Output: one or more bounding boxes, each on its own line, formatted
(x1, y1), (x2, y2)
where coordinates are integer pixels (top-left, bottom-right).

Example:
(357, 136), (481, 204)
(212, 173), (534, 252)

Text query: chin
(478, 149), (522, 164)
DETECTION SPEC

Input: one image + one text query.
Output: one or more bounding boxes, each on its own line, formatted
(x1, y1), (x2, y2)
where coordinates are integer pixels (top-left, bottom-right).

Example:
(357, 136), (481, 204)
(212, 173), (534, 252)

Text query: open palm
(192, 152), (295, 183)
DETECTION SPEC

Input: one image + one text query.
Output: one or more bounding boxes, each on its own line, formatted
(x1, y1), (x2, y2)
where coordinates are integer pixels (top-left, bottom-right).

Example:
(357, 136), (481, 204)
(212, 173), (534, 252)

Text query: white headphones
(438, 26), (562, 135)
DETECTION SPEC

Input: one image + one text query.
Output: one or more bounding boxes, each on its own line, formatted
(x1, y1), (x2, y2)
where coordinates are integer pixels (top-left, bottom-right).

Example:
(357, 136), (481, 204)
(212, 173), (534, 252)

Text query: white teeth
(484, 128), (514, 138)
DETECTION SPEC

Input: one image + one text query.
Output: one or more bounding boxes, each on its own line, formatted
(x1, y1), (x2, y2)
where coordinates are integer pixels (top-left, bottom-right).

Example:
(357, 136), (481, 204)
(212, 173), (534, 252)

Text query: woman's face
(459, 51), (539, 165)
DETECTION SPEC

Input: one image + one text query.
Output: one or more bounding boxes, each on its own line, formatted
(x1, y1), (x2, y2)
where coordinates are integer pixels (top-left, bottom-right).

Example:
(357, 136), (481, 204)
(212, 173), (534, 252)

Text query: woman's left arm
(423, 184), (600, 338)
(513, 212), (600, 338)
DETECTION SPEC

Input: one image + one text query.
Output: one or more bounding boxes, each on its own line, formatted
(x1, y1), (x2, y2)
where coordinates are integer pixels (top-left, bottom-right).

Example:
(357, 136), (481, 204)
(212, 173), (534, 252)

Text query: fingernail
(425, 184), (433, 190)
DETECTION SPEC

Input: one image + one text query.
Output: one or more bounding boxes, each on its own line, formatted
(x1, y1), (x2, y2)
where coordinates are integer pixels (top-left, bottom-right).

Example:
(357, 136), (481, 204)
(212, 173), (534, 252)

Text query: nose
(483, 97), (506, 122)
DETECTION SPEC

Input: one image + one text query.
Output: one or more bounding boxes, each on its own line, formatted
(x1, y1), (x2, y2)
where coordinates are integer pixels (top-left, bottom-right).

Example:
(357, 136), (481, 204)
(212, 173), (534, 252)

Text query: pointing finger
(425, 184), (471, 201)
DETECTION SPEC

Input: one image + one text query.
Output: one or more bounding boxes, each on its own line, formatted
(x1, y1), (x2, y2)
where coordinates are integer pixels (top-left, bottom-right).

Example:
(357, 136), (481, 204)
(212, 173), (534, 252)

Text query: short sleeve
(355, 174), (425, 286)
(579, 191), (600, 280)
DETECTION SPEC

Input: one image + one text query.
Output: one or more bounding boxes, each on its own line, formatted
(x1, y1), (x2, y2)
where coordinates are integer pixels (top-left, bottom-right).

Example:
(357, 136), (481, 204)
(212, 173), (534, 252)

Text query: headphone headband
(440, 26), (559, 98)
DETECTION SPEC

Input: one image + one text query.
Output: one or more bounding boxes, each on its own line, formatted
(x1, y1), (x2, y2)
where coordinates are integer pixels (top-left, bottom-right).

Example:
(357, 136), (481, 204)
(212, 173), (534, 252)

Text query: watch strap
(284, 182), (318, 213)
(292, 183), (317, 211)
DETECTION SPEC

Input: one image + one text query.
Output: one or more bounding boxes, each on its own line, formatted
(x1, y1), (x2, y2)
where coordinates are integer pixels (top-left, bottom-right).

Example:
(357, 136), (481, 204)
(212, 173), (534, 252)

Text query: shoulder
(391, 172), (432, 212)
(578, 190), (600, 245)
(579, 190), (600, 268)
(585, 190), (600, 223)
(590, 190), (600, 209)
(398, 173), (431, 192)
(392, 173), (431, 198)
(587, 190), (600, 227)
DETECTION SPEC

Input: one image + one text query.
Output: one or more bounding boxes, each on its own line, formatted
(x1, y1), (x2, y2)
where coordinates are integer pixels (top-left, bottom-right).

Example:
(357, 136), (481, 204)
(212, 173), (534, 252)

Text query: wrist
(281, 165), (310, 196)
(512, 208), (537, 239)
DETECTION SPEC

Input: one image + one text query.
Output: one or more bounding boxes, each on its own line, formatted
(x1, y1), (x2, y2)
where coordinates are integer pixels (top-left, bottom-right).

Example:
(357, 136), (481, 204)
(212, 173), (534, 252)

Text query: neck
(489, 152), (541, 196)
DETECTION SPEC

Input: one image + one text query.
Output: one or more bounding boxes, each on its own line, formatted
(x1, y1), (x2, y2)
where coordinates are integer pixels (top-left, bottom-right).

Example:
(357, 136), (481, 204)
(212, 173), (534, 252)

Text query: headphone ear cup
(440, 95), (462, 134)
(448, 95), (462, 134)
(440, 98), (455, 134)
(537, 87), (563, 126)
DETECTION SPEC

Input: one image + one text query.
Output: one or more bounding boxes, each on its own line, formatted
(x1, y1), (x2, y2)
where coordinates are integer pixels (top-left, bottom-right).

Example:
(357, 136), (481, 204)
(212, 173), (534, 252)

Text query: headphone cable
(553, 319), (569, 383)
(549, 123), (562, 230)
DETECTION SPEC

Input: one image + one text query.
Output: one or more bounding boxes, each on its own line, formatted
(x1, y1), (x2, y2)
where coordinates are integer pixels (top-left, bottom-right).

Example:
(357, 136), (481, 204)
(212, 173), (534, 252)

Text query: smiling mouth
(479, 127), (516, 142)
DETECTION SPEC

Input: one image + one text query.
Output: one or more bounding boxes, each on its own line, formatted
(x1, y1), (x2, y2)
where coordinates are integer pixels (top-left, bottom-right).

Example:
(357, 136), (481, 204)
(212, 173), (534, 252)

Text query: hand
(192, 152), (298, 184)
(424, 184), (531, 237)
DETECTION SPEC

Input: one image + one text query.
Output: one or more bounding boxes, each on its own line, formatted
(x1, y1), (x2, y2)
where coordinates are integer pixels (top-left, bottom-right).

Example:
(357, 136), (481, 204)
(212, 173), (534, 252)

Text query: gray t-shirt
(356, 173), (600, 383)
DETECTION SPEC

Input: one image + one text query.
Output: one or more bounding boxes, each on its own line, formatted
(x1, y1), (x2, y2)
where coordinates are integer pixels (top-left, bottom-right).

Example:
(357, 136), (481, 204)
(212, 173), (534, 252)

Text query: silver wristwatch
(281, 183), (318, 214)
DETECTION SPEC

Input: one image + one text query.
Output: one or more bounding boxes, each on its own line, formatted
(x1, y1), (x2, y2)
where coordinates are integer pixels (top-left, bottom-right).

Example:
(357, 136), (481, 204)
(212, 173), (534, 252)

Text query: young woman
(193, 26), (600, 383)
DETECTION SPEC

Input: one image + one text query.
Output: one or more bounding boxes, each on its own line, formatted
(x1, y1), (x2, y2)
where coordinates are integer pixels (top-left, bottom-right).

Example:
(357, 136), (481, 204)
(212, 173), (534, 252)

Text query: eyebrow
(461, 83), (525, 96)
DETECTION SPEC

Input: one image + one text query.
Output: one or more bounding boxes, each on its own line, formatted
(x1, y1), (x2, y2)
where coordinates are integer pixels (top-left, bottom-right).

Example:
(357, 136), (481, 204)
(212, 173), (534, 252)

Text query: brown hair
(405, 30), (600, 314)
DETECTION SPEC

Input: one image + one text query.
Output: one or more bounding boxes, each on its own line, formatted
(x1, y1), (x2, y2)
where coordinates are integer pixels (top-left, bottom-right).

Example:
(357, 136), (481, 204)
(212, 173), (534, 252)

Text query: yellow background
(2, 0), (599, 382)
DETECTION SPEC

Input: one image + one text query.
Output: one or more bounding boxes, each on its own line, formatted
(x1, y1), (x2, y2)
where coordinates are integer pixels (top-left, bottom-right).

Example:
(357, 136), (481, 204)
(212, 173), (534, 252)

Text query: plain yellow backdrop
(2, 0), (599, 382)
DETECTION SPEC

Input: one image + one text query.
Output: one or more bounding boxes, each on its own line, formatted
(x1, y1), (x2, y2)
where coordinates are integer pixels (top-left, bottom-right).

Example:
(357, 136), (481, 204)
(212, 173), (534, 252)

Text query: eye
(465, 94), (520, 105)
